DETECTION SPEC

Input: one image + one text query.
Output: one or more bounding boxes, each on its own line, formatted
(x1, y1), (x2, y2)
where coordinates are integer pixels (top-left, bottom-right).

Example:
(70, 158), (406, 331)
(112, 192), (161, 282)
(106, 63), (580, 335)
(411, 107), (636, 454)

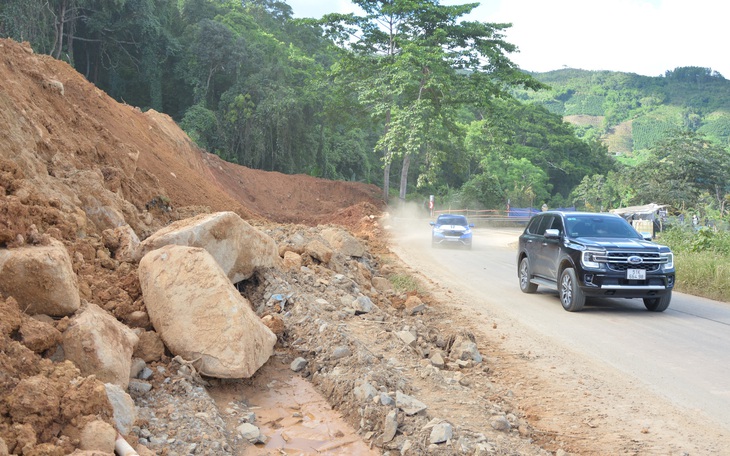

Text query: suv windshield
(437, 215), (468, 226)
(564, 215), (641, 239)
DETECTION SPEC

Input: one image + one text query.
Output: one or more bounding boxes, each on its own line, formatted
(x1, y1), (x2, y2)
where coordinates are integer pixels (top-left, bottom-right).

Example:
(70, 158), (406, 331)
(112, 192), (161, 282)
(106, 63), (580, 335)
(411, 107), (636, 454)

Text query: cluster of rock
(0, 211), (284, 454)
(0, 209), (545, 455)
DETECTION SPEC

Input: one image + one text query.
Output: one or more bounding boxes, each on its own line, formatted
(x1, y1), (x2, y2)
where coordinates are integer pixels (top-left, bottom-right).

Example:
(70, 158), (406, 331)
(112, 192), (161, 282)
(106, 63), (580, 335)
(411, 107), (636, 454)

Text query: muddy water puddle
(210, 357), (379, 455)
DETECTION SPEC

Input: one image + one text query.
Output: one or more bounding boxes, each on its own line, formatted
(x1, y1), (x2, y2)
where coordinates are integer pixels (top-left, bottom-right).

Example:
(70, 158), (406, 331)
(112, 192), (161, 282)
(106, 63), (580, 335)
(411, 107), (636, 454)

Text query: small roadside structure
(610, 203), (668, 237)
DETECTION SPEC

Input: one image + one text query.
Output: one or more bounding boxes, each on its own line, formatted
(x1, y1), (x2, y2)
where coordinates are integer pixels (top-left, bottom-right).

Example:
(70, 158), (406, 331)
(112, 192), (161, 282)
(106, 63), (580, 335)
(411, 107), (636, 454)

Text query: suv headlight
(661, 252), (674, 270)
(581, 250), (602, 269)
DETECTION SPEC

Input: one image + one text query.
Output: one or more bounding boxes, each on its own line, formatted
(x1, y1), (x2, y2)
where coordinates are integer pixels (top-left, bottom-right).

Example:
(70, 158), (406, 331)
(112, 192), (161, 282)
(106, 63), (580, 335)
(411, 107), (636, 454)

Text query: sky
(285, 0), (728, 78)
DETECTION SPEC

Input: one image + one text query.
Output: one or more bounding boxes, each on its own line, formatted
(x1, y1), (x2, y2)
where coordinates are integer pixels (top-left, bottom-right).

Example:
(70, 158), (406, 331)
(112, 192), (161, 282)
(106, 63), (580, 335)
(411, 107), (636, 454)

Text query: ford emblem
(628, 256), (643, 265)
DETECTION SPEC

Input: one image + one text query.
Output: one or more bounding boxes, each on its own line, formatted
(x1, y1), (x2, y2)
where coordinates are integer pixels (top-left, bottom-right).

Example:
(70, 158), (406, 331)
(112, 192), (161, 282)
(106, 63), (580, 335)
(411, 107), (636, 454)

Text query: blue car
(430, 214), (473, 249)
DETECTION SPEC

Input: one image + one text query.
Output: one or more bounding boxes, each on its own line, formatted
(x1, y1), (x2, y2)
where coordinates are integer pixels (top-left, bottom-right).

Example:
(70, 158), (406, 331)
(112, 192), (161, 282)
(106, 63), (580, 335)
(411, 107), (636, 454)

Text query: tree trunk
(399, 153), (410, 202)
(382, 109), (391, 202)
(383, 161), (390, 202)
(53, 0), (67, 59)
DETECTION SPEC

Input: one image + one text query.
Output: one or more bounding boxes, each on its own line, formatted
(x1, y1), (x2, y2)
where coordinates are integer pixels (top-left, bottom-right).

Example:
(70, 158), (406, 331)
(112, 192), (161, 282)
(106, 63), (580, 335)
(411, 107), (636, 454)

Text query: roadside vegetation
(658, 226), (730, 302)
(388, 273), (422, 294)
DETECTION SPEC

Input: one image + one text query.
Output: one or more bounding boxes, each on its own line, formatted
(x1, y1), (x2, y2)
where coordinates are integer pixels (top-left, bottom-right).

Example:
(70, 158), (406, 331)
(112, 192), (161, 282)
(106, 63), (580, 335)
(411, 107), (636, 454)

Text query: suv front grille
(594, 251), (666, 272)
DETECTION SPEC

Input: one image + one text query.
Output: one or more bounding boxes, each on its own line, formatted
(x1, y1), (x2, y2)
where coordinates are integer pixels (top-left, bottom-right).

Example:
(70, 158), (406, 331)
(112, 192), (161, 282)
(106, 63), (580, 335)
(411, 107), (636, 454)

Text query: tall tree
(631, 132), (730, 214)
(320, 0), (543, 202)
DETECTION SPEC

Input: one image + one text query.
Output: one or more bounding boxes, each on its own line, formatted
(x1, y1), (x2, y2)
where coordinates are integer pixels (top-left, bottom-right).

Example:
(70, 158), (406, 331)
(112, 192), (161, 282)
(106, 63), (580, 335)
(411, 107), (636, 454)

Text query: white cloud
(286, 0), (361, 18)
(285, 0), (728, 77)
(488, 0), (727, 76)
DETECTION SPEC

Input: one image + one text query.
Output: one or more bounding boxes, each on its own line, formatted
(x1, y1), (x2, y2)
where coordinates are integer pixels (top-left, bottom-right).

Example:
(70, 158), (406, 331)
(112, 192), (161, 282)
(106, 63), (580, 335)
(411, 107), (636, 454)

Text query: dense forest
(1, 0), (728, 220)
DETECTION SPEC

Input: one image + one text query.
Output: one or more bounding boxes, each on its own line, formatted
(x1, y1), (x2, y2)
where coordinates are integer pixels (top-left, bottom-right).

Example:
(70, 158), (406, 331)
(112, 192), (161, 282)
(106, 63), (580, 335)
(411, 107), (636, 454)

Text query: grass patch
(657, 226), (730, 303)
(388, 273), (422, 294)
(673, 252), (730, 302)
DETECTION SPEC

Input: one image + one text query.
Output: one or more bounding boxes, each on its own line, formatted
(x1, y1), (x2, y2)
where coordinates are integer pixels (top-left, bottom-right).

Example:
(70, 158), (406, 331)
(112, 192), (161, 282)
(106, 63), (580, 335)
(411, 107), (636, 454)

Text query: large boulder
(0, 240), (80, 316)
(134, 211), (278, 283)
(138, 245), (276, 378)
(62, 303), (139, 389)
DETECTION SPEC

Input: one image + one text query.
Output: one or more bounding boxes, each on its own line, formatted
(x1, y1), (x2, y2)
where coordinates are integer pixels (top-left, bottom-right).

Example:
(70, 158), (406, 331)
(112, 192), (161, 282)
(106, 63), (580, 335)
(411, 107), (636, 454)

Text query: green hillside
(513, 67), (730, 156)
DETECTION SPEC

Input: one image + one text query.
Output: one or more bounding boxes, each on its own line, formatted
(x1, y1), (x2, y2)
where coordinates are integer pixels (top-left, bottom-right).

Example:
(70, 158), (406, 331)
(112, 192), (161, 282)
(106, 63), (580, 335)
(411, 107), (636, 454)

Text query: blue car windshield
(437, 215), (468, 226)
(565, 215), (641, 239)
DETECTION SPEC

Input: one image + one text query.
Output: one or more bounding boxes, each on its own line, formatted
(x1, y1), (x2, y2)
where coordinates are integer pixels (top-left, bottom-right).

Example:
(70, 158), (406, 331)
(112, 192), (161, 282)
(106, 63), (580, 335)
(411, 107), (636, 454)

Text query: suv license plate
(627, 269), (646, 280)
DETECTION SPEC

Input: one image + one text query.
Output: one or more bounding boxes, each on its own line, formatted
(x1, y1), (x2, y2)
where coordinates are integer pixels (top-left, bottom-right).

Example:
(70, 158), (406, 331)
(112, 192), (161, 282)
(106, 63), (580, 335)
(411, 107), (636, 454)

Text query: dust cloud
(382, 201), (433, 244)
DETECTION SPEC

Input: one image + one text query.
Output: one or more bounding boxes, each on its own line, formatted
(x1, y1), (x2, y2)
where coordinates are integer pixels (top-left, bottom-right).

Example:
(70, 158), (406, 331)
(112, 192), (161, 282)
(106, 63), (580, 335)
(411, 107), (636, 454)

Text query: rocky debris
(130, 361), (233, 455)
(318, 226), (365, 257)
(396, 391), (428, 416)
(62, 303), (139, 389)
(102, 225), (140, 263)
(232, 225), (550, 456)
(236, 423), (265, 444)
(303, 239), (333, 264)
(131, 330), (165, 363)
(0, 298), (116, 454)
(0, 239), (81, 316)
(104, 384), (137, 436)
(491, 415), (512, 432)
(382, 409), (398, 443)
(138, 244), (276, 378)
(135, 211), (279, 282)
(290, 357), (308, 372)
(404, 295), (425, 315)
(79, 419), (116, 452)
(428, 420), (454, 444)
(18, 316), (62, 354)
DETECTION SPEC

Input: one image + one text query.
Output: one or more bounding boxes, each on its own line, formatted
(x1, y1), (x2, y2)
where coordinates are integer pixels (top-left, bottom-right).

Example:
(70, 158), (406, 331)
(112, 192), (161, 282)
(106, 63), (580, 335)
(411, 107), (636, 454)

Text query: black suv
(517, 211), (675, 312)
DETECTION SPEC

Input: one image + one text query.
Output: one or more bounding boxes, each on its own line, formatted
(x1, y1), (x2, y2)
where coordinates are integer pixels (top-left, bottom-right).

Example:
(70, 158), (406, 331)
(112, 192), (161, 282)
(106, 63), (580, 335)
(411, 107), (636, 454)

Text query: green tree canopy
(319, 0), (544, 201)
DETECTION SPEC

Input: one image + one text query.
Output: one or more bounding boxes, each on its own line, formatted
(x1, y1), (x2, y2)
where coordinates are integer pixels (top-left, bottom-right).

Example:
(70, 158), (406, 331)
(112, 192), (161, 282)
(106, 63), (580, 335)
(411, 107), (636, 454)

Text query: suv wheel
(518, 257), (538, 293)
(643, 292), (671, 312)
(560, 268), (585, 312)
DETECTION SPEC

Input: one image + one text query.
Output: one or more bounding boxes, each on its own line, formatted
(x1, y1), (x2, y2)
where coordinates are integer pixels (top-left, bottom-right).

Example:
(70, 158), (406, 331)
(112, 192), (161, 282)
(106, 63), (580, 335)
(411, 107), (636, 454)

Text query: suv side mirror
(544, 229), (560, 239)
(429, 221), (435, 226)
(469, 223), (474, 227)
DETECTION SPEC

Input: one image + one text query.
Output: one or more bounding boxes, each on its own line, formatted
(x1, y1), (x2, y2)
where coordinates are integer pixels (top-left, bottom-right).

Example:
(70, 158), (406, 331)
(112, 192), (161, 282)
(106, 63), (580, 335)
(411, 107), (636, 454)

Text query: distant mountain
(513, 67), (730, 157)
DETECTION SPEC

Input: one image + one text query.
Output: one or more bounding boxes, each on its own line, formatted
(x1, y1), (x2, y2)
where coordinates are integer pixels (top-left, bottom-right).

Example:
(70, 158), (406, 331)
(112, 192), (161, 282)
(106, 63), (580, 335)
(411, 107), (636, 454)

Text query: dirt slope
(0, 38), (382, 244)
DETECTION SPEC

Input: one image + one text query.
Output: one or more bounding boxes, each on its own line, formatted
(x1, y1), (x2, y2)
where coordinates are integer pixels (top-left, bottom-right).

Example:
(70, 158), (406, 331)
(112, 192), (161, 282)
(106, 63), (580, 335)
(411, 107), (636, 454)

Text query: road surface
(387, 220), (730, 453)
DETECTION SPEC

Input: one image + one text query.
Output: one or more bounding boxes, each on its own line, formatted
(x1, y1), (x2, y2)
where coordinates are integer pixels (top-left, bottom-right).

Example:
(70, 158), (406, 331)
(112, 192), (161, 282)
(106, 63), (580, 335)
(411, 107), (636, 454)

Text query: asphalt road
(387, 222), (730, 434)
